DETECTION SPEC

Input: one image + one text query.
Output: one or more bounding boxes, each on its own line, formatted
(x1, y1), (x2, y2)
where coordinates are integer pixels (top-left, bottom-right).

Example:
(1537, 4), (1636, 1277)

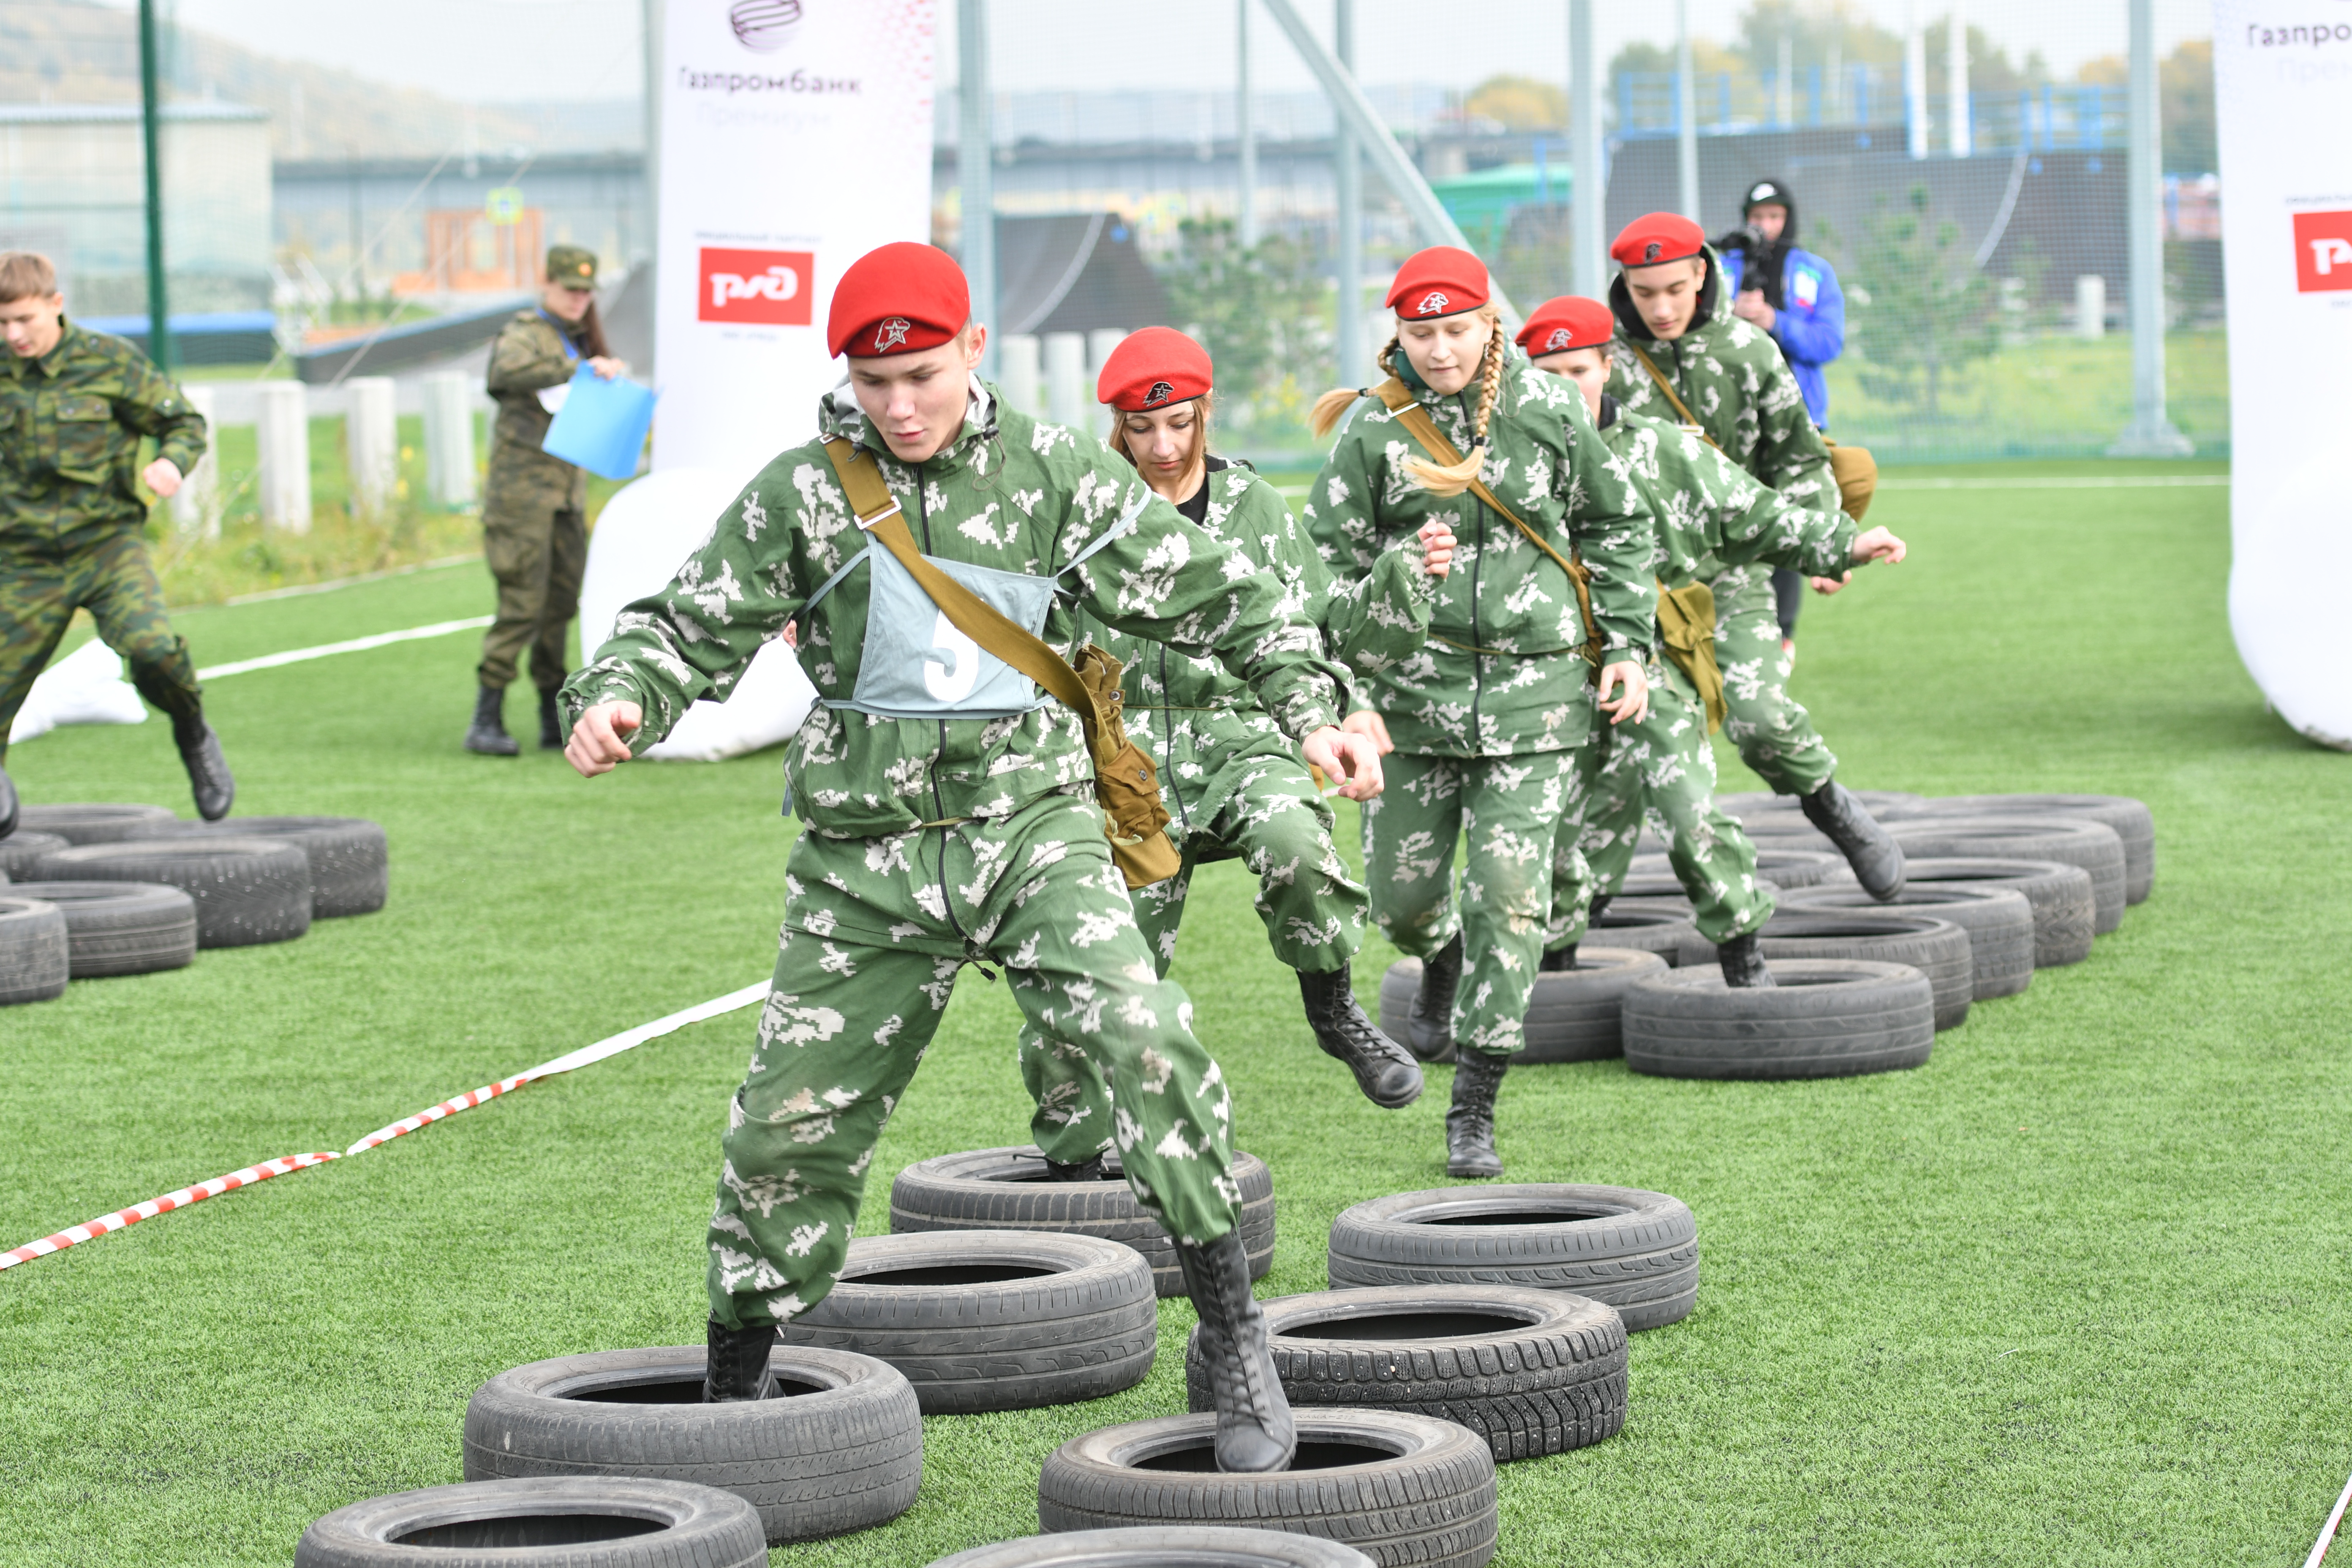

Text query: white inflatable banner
(651, 0), (939, 487)
(2215, 3), (2352, 749)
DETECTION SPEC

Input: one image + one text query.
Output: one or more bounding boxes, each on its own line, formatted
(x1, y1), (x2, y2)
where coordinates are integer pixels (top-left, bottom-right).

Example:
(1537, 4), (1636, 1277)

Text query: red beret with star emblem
(1611, 212), (1707, 269)
(1095, 326), (1214, 412)
(1383, 245), (1489, 320)
(1515, 295), (1615, 355)
(827, 241), (970, 359)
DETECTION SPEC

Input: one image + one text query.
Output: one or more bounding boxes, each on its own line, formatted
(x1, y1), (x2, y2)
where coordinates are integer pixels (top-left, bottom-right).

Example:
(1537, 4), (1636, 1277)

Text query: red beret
(1095, 326), (1213, 411)
(827, 241), (969, 359)
(1516, 296), (1615, 355)
(1611, 213), (1707, 269)
(1384, 245), (1489, 319)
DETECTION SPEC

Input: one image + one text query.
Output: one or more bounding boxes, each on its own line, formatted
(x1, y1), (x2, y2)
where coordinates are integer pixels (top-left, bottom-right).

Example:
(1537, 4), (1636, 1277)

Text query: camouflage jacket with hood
(563, 379), (1347, 841)
(1304, 346), (1656, 759)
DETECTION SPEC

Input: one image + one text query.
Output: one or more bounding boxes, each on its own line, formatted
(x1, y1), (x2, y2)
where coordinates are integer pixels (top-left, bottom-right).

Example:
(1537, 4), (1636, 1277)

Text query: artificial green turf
(3, 460), (2345, 1566)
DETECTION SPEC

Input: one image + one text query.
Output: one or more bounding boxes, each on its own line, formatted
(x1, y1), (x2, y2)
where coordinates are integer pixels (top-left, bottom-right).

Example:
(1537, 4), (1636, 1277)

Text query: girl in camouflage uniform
(1302, 248), (1657, 1179)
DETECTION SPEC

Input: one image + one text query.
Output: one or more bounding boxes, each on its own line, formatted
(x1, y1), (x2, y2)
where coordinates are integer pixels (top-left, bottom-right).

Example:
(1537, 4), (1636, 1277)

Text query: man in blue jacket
(1720, 179), (1844, 653)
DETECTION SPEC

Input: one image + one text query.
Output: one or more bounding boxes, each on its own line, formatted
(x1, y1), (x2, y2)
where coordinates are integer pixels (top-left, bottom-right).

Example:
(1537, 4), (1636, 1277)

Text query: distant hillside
(0, 0), (639, 158)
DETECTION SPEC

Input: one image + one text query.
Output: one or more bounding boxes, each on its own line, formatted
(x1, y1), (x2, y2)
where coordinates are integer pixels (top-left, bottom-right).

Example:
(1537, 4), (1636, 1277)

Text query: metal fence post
(959, 0), (997, 380)
(2110, 0), (2191, 456)
(137, 0), (171, 378)
(1675, 0), (1698, 220)
(1334, 0), (1365, 391)
(1570, 0), (1605, 299)
(1237, 0), (1257, 249)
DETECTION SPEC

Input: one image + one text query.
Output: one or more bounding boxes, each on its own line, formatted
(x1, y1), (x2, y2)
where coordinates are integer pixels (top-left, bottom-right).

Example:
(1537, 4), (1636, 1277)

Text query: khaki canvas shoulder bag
(820, 437), (1180, 889)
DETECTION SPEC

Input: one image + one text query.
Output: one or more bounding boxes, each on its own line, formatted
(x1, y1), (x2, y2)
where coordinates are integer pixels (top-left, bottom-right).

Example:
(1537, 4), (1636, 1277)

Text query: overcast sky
(104, 0), (2214, 104)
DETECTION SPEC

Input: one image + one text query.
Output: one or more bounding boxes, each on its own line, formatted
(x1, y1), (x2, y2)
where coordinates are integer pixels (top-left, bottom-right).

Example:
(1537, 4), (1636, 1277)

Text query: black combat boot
(1045, 1153), (1111, 1182)
(1538, 941), (1578, 973)
(1799, 778), (1905, 900)
(0, 758), (16, 839)
(1406, 932), (1463, 1062)
(174, 719), (236, 822)
(1445, 1050), (1507, 1178)
(1718, 931), (1776, 988)
(465, 686), (519, 756)
(702, 1317), (778, 1403)
(1298, 964), (1422, 1108)
(1589, 894), (1612, 924)
(539, 690), (564, 751)
(1174, 1230), (1295, 1473)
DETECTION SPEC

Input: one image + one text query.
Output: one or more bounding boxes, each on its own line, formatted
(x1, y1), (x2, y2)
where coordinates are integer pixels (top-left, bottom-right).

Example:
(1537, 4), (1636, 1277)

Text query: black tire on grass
(1780, 883), (2034, 1000)
(4, 881), (196, 977)
(0, 830), (69, 880)
(0, 897), (69, 1005)
(1676, 910), (1973, 1032)
(16, 802), (178, 845)
(781, 1230), (1155, 1414)
(889, 1147), (1274, 1298)
(1816, 856), (2094, 969)
(1630, 847), (1837, 891)
(1718, 789), (1923, 820)
(33, 837), (311, 948)
(152, 816), (388, 917)
(1036, 1410), (1497, 1568)
(1182, 1285), (1626, 1462)
(1587, 906), (1699, 966)
(1326, 1185), (1699, 1333)
(1622, 959), (1934, 1080)
(928, 1527), (1378, 1568)
(1378, 948), (1667, 1066)
(1883, 794), (2155, 904)
(461, 1344), (922, 1545)
(1886, 817), (2127, 934)
(294, 1477), (766, 1568)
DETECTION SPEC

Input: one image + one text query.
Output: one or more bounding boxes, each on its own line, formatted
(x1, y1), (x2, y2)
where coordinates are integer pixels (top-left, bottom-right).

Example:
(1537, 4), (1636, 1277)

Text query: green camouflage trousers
(478, 504), (586, 694)
(1715, 563), (1838, 797)
(1363, 750), (1571, 1061)
(710, 792), (1240, 1331)
(0, 531), (201, 761)
(1023, 743), (1368, 1166)
(1547, 656), (1775, 948)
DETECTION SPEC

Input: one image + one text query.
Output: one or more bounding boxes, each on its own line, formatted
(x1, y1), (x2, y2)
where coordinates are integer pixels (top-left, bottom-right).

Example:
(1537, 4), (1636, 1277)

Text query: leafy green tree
(1844, 185), (2000, 419)
(1157, 217), (1332, 438)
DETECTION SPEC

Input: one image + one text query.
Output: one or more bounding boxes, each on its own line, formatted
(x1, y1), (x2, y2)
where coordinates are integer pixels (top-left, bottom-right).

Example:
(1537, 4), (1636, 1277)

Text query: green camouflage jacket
(564, 380), (1347, 841)
(1601, 403), (1856, 596)
(0, 318), (207, 551)
(1304, 347), (1656, 759)
(1088, 458), (1433, 833)
(485, 309), (589, 518)
(1606, 247), (1836, 511)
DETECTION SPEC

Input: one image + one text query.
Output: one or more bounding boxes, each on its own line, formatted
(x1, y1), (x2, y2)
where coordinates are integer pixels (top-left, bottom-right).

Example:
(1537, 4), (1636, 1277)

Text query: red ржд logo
(2293, 211), (2352, 294)
(699, 247), (814, 324)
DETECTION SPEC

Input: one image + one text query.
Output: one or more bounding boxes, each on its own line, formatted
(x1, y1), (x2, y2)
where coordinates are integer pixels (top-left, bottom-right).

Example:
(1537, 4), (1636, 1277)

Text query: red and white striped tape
(343, 1072), (539, 1155)
(0, 1152), (340, 1272)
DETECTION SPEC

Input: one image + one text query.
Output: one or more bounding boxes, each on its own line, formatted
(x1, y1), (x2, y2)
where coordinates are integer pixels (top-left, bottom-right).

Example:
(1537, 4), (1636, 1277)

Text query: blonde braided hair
(1307, 308), (1506, 502)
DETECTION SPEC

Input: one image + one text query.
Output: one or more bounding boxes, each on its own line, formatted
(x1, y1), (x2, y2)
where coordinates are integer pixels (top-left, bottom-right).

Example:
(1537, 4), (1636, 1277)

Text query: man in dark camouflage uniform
(465, 244), (626, 755)
(0, 250), (229, 829)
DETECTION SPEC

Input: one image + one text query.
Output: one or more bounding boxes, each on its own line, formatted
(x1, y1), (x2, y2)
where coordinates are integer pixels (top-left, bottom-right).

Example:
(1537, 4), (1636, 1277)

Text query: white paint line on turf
(2307, 1466), (2352, 1568)
(196, 616), (493, 681)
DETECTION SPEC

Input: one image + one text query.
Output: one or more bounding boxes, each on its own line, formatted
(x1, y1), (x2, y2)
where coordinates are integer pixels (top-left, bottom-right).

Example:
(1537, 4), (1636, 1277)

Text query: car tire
(1182, 1285), (1625, 1462)
(1883, 793), (2154, 904)
(890, 1147), (1273, 1298)
(461, 1344), (922, 1545)
(4, 881), (196, 977)
(1780, 883), (2035, 999)
(1630, 848), (1835, 892)
(1719, 789), (1923, 820)
(928, 1527), (1379, 1568)
(1816, 856), (2093, 969)
(1037, 1410), (1497, 1568)
(1623, 959), (1935, 1080)
(1378, 948), (1666, 1066)
(31, 837), (311, 948)
(0, 896), (69, 1004)
(1326, 1184), (1699, 1333)
(16, 802), (178, 845)
(1677, 910), (1973, 1031)
(152, 816), (388, 917)
(781, 1230), (1155, 1414)
(1885, 816), (2127, 934)
(0, 830), (68, 881)
(294, 1477), (767, 1568)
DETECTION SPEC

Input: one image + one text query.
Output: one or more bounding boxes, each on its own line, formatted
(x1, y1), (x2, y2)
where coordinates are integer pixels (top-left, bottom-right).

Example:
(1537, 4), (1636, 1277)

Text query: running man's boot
(1799, 778), (1904, 900)
(539, 690), (564, 751)
(1046, 1154), (1111, 1182)
(1445, 1050), (1507, 1179)
(176, 720), (235, 822)
(465, 686), (520, 756)
(1718, 931), (1776, 988)
(702, 1318), (778, 1403)
(1174, 1230), (1295, 1473)
(1406, 932), (1463, 1062)
(1298, 964), (1423, 1108)
(1538, 941), (1578, 973)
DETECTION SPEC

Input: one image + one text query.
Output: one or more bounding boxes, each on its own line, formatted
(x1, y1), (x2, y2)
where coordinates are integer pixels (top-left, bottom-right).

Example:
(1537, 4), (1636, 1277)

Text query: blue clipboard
(542, 364), (657, 481)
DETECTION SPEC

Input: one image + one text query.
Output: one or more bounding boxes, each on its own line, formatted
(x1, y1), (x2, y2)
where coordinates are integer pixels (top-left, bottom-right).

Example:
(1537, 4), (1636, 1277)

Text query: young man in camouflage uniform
(564, 244), (1378, 1473)
(1019, 328), (1444, 1160)
(1606, 214), (1901, 897)
(1519, 296), (1908, 985)
(0, 250), (229, 828)
(1304, 247), (1656, 1179)
(465, 244), (626, 756)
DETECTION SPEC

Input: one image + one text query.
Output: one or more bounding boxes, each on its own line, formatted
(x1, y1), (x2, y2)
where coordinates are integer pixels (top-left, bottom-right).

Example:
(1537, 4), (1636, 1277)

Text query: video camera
(1714, 223), (1768, 279)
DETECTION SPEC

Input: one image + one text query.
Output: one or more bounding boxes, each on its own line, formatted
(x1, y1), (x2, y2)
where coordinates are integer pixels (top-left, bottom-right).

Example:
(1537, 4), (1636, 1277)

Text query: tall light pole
(138, 0), (171, 376)
(959, 0), (997, 378)
(1570, 0), (1604, 297)
(1674, 0), (1699, 221)
(2110, 0), (2190, 455)
(1334, 0), (1364, 389)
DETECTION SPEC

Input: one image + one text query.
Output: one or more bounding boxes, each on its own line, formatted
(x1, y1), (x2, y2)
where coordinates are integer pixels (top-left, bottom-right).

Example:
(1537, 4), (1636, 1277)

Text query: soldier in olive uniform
(465, 244), (626, 755)
(0, 250), (229, 830)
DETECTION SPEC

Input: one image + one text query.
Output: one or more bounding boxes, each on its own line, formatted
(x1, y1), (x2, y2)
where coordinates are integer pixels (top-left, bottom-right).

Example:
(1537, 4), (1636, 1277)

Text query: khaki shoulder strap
(1371, 378), (1604, 666)
(1625, 345), (1721, 452)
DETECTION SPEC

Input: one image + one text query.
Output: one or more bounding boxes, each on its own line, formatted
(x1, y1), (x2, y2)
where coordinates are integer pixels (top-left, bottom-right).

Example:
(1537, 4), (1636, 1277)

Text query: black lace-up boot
(176, 721), (236, 821)
(1538, 941), (1578, 973)
(1445, 1050), (1508, 1178)
(465, 686), (519, 756)
(1298, 964), (1422, 1108)
(1718, 931), (1776, 988)
(1045, 1153), (1111, 1182)
(702, 1317), (778, 1403)
(1406, 932), (1463, 1062)
(1175, 1230), (1295, 1473)
(1799, 778), (1905, 900)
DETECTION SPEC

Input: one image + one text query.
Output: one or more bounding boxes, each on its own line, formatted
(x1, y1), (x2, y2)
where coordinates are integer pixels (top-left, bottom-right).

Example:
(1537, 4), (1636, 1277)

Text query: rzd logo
(699, 248), (813, 325)
(2293, 211), (2352, 293)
